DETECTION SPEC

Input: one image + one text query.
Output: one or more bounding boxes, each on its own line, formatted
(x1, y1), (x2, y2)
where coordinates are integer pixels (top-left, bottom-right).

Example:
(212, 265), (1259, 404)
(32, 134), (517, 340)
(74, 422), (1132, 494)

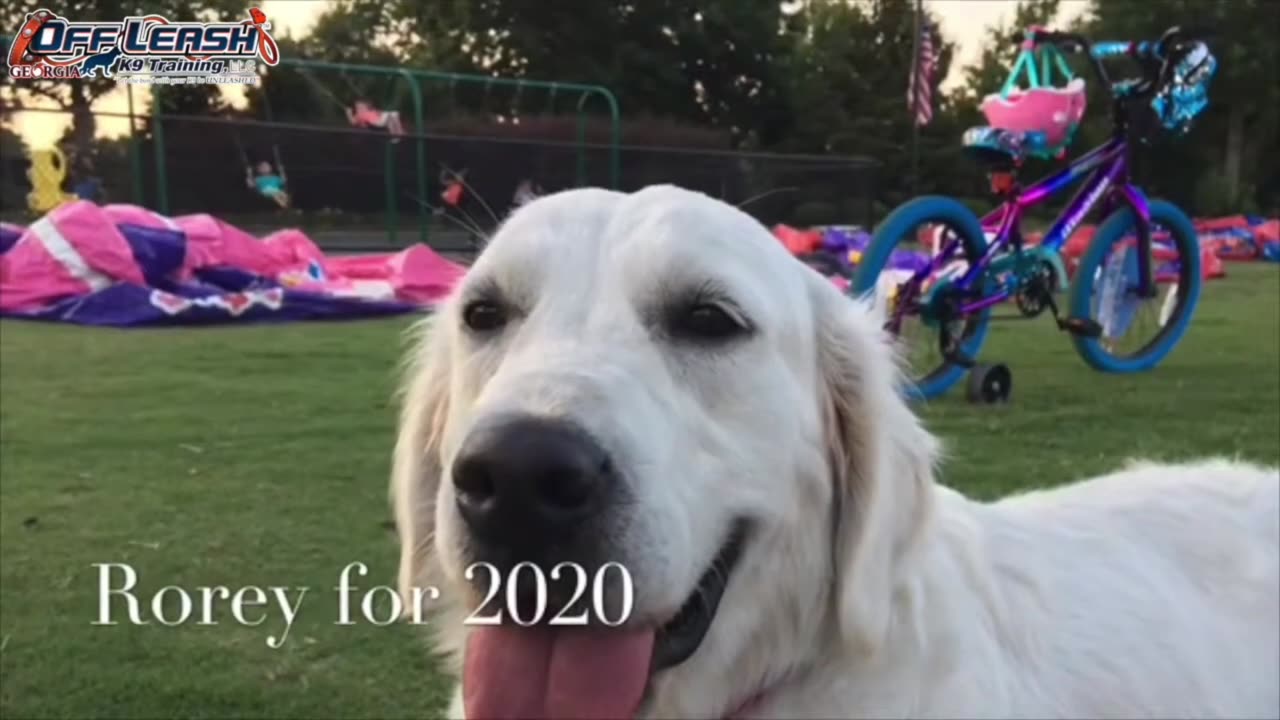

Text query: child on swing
(436, 167), (468, 215)
(346, 97), (406, 142)
(246, 160), (290, 209)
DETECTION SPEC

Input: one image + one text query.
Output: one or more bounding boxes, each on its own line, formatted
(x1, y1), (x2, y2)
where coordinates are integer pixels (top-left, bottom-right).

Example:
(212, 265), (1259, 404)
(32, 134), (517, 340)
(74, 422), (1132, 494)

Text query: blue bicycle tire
(1067, 199), (1202, 373)
(852, 196), (992, 400)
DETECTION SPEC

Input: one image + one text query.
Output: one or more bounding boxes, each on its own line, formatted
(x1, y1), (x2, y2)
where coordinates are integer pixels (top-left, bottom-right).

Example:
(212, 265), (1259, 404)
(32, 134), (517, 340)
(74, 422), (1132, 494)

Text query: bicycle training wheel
(851, 196), (993, 400)
(1067, 199), (1202, 373)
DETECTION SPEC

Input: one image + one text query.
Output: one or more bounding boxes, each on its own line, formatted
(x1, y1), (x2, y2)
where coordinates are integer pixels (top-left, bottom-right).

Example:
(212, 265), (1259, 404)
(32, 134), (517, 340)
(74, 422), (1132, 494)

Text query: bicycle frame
(910, 134), (1156, 320)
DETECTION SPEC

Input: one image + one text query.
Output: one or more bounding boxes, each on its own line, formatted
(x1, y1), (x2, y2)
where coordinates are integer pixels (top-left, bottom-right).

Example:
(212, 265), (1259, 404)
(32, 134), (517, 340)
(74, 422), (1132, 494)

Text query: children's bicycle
(852, 26), (1217, 401)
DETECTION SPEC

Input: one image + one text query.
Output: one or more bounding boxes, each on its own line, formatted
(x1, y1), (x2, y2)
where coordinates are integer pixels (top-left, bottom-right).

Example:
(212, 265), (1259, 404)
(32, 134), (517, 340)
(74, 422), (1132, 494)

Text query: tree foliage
(781, 0), (964, 208)
(4, 0), (1273, 217)
(951, 0), (1277, 215)
(1074, 0), (1279, 214)
(0, 0), (248, 159)
(388, 0), (794, 145)
(952, 0), (1061, 120)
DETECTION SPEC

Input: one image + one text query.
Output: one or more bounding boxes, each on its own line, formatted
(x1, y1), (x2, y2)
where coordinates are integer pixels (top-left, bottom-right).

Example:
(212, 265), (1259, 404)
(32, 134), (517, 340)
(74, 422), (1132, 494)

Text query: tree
(0, 126), (32, 212)
(781, 0), (959, 209)
(298, 0), (409, 66)
(389, 0), (794, 146)
(242, 37), (334, 124)
(1076, 0), (1279, 214)
(951, 0), (1062, 116)
(155, 84), (230, 116)
(949, 0), (1278, 215)
(0, 0), (249, 159)
(236, 2), (426, 129)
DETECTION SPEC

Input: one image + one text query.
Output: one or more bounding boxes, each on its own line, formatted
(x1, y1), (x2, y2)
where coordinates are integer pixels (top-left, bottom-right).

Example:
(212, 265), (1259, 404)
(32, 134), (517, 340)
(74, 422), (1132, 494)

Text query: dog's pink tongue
(464, 625), (654, 720)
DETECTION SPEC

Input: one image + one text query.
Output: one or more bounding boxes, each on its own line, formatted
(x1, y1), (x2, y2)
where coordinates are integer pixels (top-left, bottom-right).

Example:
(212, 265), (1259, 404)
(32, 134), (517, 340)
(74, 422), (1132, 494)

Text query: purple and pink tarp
(773, 224), (930, 292)
(0, 201), (466, 327)
(1053, 215), (1280, 274)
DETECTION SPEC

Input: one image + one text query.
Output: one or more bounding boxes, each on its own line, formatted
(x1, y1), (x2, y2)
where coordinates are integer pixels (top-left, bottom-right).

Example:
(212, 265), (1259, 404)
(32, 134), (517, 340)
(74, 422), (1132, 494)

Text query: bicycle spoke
(1090, 223), (1190, 358)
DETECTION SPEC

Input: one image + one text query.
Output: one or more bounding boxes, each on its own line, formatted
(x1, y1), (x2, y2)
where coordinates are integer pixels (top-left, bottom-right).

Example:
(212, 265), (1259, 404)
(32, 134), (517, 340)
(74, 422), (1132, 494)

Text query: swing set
(149, 60), (620, 246)
(228, 63), (411, 215)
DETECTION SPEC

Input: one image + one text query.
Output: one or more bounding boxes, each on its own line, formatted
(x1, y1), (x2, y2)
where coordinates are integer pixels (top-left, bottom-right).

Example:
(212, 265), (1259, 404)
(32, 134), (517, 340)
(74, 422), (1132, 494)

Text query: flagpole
(910, 0), (922, 196)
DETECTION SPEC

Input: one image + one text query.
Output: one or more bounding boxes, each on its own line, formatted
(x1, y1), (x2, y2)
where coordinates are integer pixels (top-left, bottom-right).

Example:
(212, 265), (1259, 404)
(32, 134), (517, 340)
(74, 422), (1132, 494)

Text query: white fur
(391, 185), (1280, 719)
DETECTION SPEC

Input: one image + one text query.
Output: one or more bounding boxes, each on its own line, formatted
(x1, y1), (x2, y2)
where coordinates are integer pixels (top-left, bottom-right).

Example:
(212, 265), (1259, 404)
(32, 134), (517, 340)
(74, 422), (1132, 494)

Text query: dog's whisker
(457, 175), (502, 228)
(404, 192), (491, 245)
(453, 205), (494, 249)
(442, 209), (487, 240)
(736, 186), (799, 212)
(438, 164), (501, 229)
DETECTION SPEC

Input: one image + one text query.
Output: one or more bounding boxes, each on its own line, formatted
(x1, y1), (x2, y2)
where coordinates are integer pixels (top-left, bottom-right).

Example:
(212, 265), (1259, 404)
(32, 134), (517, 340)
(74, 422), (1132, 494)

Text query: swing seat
(980, 77), (1087, 155)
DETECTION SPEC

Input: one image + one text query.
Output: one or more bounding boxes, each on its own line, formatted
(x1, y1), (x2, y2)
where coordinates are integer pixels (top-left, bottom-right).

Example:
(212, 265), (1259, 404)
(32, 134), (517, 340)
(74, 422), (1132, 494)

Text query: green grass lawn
(2, 264), (1278, 719)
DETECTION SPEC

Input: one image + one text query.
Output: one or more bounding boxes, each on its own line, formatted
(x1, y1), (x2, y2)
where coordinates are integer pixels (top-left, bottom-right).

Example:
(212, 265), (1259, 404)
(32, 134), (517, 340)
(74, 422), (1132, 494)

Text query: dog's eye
(670, 302), (750, 342)
(462, 300), (508, 332)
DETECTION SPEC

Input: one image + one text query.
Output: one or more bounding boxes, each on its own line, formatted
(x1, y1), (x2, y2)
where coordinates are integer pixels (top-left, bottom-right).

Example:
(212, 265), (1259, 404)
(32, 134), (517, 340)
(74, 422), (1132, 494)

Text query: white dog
(391, 185), (1279, 719)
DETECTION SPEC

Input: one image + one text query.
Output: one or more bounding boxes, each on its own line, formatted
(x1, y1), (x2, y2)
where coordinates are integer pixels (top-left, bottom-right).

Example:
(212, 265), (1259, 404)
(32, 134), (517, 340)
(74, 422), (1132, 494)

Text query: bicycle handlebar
(1026, 26), (1201, 100)
(1027, 28), (1114, 89)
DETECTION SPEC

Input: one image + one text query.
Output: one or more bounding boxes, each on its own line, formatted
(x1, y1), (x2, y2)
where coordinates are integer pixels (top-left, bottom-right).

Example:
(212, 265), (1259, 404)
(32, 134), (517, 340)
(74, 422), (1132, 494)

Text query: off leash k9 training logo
(7, 7), (279, 85)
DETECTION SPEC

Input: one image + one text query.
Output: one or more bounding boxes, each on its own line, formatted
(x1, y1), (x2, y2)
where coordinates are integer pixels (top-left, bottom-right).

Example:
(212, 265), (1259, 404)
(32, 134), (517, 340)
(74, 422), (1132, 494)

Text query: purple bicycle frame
(916, 135), (1155, 318)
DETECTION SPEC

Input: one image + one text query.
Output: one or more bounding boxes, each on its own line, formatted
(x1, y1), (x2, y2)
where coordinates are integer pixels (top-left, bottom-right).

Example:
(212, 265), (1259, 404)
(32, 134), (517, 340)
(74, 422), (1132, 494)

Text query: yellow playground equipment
(26, 147), (78, 213)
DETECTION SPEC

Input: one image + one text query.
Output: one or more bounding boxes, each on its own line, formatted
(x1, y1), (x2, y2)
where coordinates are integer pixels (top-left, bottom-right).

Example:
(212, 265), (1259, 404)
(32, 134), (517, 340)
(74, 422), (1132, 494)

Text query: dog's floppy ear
(390, 315), (454, 617)
(812, 280), (937, 655)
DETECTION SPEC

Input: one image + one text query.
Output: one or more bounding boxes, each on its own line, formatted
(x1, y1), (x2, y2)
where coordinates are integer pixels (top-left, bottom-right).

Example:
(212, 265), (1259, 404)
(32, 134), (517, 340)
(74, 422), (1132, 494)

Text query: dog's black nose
(452, 415), (615, 548)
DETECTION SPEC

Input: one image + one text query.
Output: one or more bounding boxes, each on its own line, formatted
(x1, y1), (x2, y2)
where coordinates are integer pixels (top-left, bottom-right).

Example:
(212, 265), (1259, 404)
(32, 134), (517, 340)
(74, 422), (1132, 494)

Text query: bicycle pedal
(1059, 317), (1103, 338)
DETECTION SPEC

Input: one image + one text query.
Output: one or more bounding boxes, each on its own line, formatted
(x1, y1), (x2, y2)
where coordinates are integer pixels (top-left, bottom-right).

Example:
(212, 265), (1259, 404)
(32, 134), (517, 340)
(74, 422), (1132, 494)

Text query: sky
(7, 0), (1090, 148)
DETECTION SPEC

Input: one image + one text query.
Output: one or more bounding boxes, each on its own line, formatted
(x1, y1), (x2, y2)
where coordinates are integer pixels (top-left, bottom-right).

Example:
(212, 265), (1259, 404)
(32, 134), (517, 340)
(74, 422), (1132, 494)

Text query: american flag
(907, 19), (936, 126)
